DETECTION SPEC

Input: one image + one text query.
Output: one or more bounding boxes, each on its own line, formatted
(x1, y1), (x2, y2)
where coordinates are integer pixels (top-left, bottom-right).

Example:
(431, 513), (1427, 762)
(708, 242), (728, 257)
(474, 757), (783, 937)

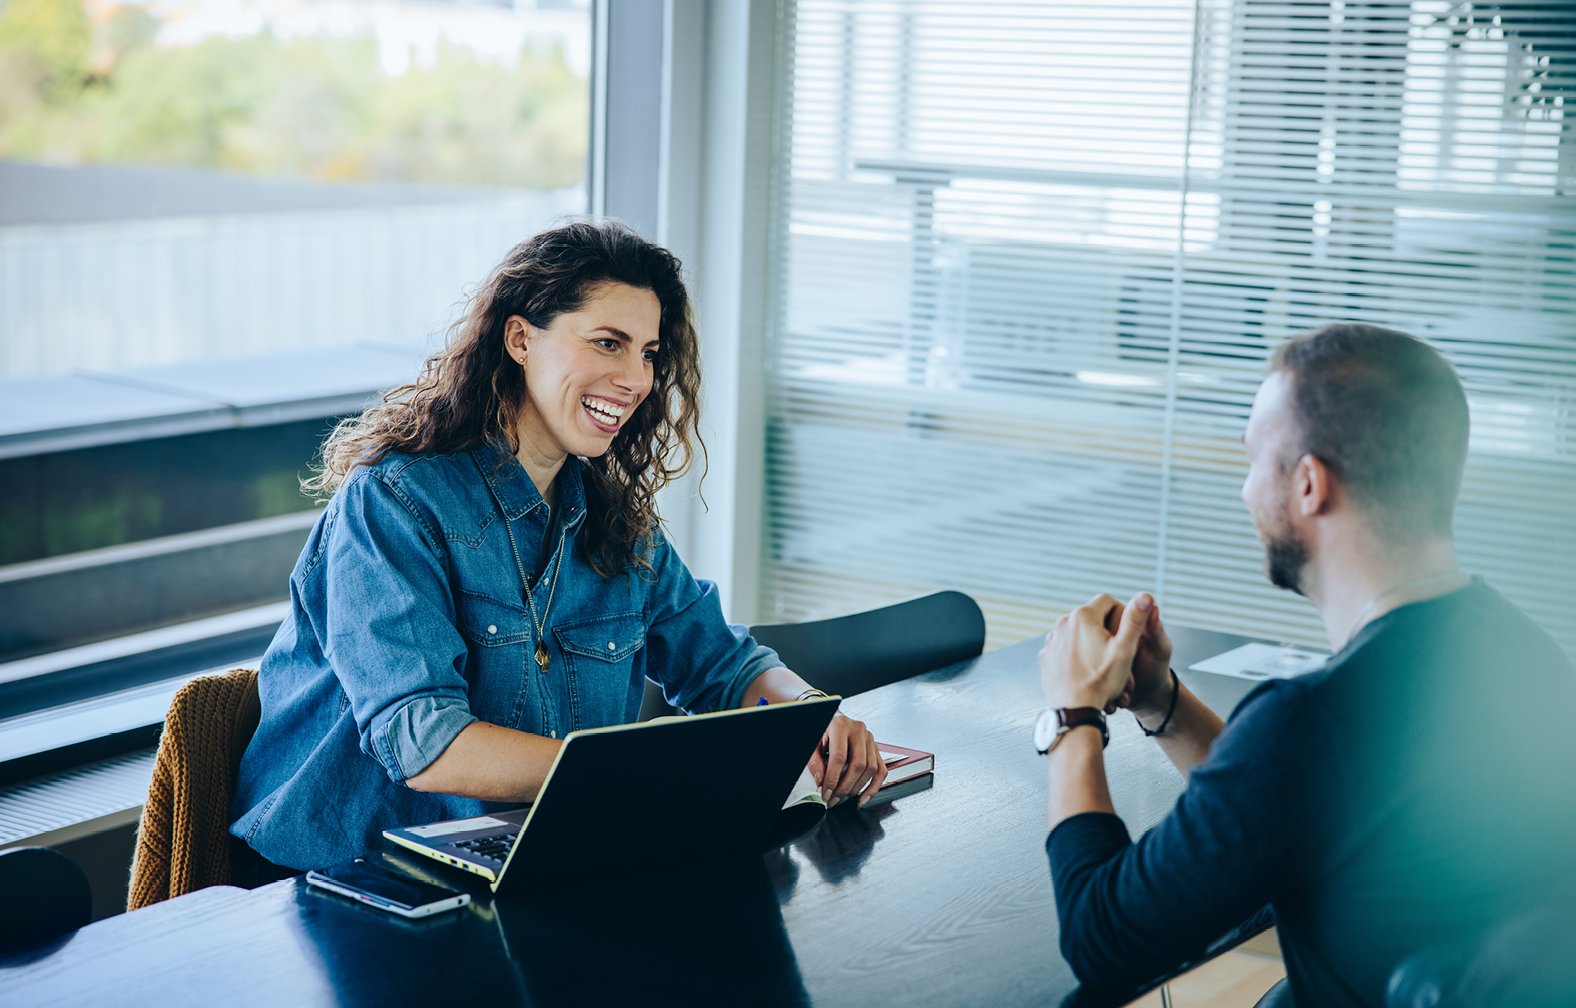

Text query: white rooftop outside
(0, 343), (425, 459)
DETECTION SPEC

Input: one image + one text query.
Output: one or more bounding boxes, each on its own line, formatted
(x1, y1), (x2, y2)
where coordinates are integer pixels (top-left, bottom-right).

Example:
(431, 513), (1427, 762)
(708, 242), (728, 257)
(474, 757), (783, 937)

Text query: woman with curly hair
(230, 221), (886, 876)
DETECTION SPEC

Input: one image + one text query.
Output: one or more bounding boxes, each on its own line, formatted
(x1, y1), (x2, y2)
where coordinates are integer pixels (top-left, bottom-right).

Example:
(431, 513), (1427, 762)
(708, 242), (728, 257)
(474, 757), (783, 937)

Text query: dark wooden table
(2, 626), (1265, 1008)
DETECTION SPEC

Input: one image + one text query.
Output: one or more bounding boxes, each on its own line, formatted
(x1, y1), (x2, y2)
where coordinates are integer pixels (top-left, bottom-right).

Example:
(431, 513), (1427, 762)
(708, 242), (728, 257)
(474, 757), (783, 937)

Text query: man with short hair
(1036, 323), (1576, 1006)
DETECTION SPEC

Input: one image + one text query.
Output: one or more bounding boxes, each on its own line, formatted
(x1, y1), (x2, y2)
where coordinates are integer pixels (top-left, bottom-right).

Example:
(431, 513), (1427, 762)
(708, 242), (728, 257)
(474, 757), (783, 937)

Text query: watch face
(1033, 707), (1059, 753)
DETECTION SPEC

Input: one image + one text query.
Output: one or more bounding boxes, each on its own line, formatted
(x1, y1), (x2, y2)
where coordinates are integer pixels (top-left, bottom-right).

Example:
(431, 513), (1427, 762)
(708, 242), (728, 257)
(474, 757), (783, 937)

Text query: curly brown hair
(306, 220), (703, 577)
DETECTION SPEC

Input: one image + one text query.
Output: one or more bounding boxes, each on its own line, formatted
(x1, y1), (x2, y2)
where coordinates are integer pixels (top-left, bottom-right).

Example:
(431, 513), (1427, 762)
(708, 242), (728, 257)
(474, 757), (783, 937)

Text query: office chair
(0, 846), (92, 954)
(128, 668), (261, 910)
(1386, 898), (1576, 1008)
(1252, 978), (1293, 1008)
(640, 590), (986, 720)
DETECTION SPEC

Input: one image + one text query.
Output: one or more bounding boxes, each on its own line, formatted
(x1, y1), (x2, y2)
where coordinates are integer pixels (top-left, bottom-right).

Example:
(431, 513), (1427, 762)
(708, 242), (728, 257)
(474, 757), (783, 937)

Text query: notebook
(772, 741), (936, 832)
(878, 743), (934, 785)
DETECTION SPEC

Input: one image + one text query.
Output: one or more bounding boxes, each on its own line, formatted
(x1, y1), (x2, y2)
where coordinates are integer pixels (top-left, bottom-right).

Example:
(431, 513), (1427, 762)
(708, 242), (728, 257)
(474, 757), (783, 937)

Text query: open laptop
(383, 696), (840, 895)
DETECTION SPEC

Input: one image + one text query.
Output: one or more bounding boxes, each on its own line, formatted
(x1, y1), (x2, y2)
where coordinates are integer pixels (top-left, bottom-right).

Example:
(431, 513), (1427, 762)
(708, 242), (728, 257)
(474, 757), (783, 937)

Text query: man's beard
(1263, 516), (1310, 596)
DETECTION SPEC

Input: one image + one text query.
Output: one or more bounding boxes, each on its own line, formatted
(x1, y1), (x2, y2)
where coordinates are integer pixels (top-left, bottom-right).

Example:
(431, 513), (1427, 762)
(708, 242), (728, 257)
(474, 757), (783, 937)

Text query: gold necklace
(498, 502), (567, 675)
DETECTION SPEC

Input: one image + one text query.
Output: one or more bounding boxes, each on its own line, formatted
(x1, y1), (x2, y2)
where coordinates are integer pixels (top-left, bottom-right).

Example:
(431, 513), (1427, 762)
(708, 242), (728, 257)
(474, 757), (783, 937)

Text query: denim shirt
(230, 439), (781, 870)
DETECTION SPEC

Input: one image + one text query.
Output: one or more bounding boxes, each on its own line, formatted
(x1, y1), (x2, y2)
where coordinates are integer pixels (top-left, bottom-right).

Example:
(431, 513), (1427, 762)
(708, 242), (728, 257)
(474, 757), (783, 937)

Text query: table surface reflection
(3, 627), (1262, 1008)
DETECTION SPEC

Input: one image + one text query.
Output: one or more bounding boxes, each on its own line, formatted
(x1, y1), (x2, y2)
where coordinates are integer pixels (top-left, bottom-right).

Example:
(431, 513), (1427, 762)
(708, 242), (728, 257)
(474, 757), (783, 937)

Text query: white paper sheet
(1189, 642), (1330, 681)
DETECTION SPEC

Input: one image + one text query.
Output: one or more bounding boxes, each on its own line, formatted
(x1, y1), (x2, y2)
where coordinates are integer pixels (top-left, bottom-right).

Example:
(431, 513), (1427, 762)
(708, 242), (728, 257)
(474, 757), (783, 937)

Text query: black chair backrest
(748, 590), (985, 699)
(1387, 898), (1576, 1008)
(639, 591), (985, 721)
(0, 846), (91, 955)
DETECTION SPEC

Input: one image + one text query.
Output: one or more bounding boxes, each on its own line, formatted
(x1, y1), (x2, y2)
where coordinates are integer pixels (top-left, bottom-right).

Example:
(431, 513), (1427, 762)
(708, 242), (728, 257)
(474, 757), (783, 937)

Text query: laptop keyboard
(451, 832), (515, 862)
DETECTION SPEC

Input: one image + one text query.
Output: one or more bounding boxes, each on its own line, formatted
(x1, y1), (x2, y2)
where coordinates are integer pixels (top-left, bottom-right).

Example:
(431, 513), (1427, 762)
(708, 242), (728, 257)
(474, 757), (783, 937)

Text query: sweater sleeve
(1046, 680), (1325, 992)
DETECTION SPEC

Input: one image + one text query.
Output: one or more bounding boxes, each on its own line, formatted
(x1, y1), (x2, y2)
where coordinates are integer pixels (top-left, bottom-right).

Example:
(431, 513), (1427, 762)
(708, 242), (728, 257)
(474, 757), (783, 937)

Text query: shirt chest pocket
(458, 591), (532, 648)
(456, 590), (532, 727)
(554, 612), (646, 726)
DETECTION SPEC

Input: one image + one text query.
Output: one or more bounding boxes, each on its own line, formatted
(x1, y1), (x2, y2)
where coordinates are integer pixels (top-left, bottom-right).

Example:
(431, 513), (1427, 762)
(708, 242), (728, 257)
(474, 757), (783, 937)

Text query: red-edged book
(877, 743), (934, 787)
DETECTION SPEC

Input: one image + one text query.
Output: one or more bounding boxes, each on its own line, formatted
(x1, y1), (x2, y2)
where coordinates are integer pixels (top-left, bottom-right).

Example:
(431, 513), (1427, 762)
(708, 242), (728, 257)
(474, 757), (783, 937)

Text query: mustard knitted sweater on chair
(128, 668), (260, 911)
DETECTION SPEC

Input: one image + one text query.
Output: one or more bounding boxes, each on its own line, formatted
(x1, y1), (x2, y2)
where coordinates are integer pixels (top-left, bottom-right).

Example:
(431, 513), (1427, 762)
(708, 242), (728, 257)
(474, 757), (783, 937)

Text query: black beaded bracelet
(1138, 668), (1180, 737)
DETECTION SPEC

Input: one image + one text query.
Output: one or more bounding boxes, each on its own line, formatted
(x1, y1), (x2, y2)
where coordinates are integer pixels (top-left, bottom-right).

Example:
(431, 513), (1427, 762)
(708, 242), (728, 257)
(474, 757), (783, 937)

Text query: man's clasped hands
(1037, 592), (1176, 723)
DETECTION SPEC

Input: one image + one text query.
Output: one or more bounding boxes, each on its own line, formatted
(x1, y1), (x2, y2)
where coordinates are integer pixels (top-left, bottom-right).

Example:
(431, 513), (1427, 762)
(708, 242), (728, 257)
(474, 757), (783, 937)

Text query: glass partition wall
(763, 0), (1575, 655)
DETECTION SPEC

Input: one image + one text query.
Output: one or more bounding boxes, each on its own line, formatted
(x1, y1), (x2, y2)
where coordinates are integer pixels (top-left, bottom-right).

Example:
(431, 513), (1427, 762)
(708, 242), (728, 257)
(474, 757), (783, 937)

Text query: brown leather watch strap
(1055, 707), (1110, 749)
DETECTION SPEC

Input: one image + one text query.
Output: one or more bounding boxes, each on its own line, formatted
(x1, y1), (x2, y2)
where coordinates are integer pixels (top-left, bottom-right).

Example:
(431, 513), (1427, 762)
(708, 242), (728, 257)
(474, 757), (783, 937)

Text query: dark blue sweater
(1047, 580), (1576, 1006)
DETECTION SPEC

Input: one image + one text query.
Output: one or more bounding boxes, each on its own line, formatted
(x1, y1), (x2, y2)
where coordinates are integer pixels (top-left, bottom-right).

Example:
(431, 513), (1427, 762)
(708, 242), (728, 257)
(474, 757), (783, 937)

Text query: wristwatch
(1034, 707), (1109, 754)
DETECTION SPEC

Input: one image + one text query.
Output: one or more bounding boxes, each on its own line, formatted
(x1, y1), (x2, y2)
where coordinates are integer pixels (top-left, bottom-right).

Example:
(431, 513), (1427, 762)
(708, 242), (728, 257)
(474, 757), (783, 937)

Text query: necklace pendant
(535, 640), (550, 674)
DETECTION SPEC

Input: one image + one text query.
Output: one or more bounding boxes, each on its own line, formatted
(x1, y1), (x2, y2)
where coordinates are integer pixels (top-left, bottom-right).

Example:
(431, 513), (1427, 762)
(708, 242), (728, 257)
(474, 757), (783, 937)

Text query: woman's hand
(741, 667), (889, 807)
(809, 712), (888, 808)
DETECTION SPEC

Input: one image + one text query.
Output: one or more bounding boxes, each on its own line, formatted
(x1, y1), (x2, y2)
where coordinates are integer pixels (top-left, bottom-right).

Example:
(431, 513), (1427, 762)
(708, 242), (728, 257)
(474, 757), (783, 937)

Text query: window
(0, 0), (590, 725)
(763, 0), (1575, 655)
(1, 0), (589, 381)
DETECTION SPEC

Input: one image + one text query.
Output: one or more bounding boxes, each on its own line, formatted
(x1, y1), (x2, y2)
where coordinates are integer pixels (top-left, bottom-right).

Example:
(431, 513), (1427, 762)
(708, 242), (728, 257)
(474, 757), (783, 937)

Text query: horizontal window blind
(762, 0), (1575, 656)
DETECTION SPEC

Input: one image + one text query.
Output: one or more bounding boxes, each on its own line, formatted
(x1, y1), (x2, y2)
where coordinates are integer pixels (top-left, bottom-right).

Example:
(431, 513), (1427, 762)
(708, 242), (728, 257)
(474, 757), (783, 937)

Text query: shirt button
(607, 642), (616, 651)
(487, 625), (497, 635)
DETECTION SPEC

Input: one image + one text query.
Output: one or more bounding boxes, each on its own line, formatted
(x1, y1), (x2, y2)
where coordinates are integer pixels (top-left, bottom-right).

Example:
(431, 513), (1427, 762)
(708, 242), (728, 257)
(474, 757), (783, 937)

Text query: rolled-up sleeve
(310, 472), (478, 782)
(641, 535), (783, 714)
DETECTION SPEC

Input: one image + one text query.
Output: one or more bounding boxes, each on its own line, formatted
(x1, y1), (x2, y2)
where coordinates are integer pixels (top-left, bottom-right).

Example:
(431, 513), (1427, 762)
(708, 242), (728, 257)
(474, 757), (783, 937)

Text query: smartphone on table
(306, 858), (471, 918)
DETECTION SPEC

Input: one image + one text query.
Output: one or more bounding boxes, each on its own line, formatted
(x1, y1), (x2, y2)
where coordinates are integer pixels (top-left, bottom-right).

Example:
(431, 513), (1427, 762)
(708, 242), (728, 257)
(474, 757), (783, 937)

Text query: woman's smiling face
(505, 281), (662, 464)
